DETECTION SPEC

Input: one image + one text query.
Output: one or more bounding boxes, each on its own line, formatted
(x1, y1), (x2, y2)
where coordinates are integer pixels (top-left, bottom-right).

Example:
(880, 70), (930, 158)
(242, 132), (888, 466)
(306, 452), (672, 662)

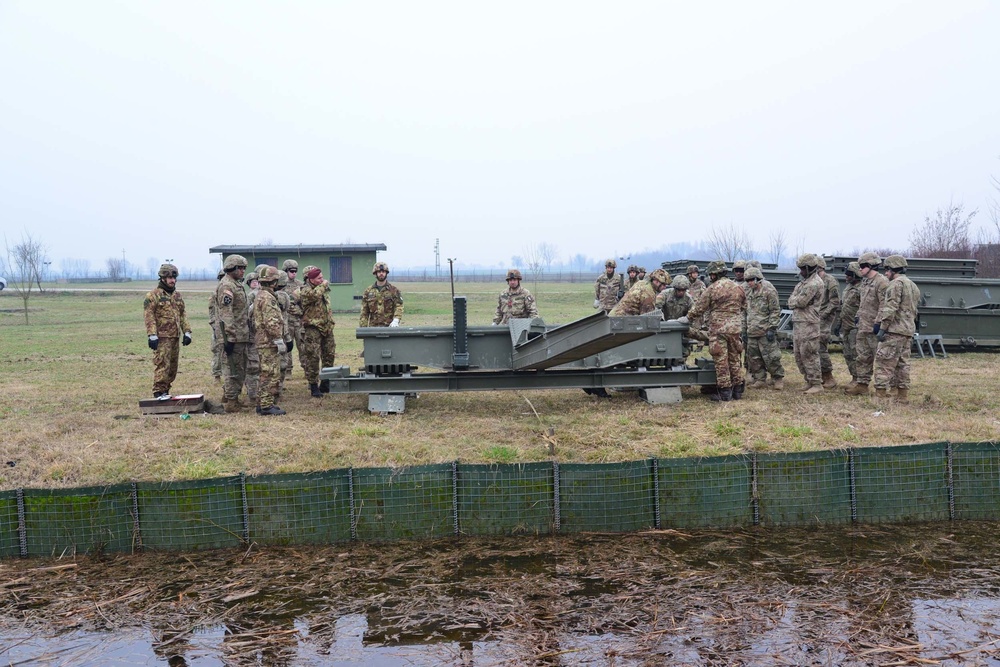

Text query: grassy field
(1, 280), (998, 491)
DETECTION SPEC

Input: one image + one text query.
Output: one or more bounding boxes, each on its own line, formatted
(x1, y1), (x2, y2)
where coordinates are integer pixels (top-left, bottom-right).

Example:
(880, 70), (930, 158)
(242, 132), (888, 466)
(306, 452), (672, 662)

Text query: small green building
(209, 243), (387, 312)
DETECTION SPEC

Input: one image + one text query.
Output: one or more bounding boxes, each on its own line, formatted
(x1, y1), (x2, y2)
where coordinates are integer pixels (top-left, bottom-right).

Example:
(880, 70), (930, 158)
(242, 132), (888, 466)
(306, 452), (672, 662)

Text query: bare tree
(522, 244), (544, 287)
(106, 257), (127, 282)
(60, 258), (90, 279)
(707, 223), (754, 262)
(3, 232), (46, 324)
(538, 242), (558, 272)
(768, 229), (788, 267)
(909, 201), (977, 258)
(570, 253), (590, 273)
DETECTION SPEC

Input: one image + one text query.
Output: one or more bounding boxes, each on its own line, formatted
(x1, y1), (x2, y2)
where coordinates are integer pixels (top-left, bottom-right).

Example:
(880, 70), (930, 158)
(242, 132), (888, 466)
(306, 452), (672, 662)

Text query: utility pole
(447, 258), (456, 299)
(435, 238), (440, 278)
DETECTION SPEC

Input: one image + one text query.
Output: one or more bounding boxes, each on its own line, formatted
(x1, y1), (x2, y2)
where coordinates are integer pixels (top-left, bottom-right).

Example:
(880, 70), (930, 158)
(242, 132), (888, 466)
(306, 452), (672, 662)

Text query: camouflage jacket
(286, 277), (304, 318)
(275, 289), (292, 342)
(216, 275), (250, 343)
(819, 272), (842, 326)
(252, 287), (285, 348)
(493, 286), (538, 325)
(360, 282), (404, 327)
(745, 282), (781, 336)
(656, 289), (693, 321)
(299, 280), (336, 334)
(840, 282), (861, 332)
(686, 278), (705, 304)
(878, 275), (921, 336)
(208, 290), (218, 326)
(857, 272), (889, 331)
(610, 280), (659, 316)
(594, 273), (622, 311)
(787, 273), (823, 325)
(687, 276), (746, 335)
(143, 284), (190, 338)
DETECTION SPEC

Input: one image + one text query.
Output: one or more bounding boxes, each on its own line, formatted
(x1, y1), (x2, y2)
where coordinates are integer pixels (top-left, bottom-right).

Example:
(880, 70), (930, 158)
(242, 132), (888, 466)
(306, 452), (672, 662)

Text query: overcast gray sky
(2, 0), (998, 275)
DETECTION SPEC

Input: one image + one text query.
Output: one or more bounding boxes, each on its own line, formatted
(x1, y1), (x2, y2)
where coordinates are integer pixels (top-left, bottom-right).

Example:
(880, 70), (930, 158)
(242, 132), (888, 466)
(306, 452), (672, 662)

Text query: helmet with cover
(372, 261), (390, 275)
(223, 254), (248, 272)
(884, 255), (908, 270)
(858, 251), (882, 267)
(257, 265), (279, 284)
(505, 269), (523, 281)
(245, 272), (259, 284)
(605, 258), (617, 269)
(158, 263), (179, 279)
(671, 275), (690, 290)
(277, 270), (288, 288)
(846, 261), (861, 278)
(745, 267), (764, 281)
(706, 260), (727, 275)
(796, 253), (820, 269)
(686, 264), (700, 274)
(282, 259), (299, 271)
(747, 260), (762, 269)
(816, 256), (827, 269)
(648, 268), (669, 285)
(732, 260), (747, 271)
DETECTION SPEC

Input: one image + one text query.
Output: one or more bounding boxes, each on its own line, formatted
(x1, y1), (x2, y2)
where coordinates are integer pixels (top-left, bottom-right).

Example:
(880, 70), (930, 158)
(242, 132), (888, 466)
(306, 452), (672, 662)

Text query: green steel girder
(511, 313), (664, 370)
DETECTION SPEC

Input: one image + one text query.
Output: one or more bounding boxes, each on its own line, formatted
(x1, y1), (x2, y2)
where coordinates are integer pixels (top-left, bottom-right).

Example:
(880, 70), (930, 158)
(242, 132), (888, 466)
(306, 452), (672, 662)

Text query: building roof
(209, 243), (387, 255)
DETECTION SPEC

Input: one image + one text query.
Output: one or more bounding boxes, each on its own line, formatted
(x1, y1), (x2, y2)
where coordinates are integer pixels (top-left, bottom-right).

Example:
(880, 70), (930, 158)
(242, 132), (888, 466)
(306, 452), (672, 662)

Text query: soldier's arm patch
(222, 290), (233, 306)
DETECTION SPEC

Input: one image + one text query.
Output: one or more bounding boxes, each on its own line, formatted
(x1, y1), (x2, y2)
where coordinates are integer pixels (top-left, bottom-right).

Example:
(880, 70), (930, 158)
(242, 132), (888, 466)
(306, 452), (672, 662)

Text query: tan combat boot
(223, 399), (245, 413)
(821, 372), (838, 389)
(746, 378), (762, 389)
(873, 387), (889, 400)
(844, 383), (869, 396)
(895, 387), (909, 404)
(771, 378), (784, 391)
(803, 384), (824, 395)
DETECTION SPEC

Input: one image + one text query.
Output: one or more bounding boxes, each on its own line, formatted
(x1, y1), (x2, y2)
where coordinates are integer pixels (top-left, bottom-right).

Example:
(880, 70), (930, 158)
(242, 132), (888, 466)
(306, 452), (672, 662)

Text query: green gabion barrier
(2, 442), (1000, 558)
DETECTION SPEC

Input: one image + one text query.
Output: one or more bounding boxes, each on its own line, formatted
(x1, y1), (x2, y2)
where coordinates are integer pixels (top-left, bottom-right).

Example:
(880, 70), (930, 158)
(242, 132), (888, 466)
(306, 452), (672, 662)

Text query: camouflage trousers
(708, 332), (744, 389)
(287, 318), (302, 378)
(819, 320), (834, 375)
(245, 343), (260, 400)
(842, 327), (858, 382)
(855, 331), (879, 385)
(792, 322), (821, 386)
(152, 336), (180, 395)
(301, 326), (336, 384)
(874, 333), (911, 390)
(223, 342), (249, 401)
(211, 324), (223, 379)
(687, 327), (710, 343)
(258, 346), (281, 409)
(746, 335), (784, 382)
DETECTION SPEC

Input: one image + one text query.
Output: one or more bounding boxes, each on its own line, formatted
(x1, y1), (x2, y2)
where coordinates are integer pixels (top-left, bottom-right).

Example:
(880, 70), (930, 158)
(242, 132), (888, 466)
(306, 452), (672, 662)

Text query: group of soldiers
(591, 253), (920, 404)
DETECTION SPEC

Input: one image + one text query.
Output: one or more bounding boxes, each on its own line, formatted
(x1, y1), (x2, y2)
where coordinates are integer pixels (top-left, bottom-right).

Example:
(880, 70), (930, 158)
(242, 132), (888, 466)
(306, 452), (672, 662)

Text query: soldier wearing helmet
(361, 261), (404, 328)
(656, 275), (707, 345)
(815, 256), (842, 389)
(143, 263), (192, 399)
(594, 259), (622, 314)
(743, 266), (785, 391)
(872, 255), (921, 404)
(250, 266), (287, 416)
(216, 254), (251, 412)
(838, 261), (863, 384)
(209, 268), (227, 382)
(623, 265), (640, 292)
(493, 268), (538, 325)
(686, 260), (747, 401)
(299, 265), (337, 398)
(637, 267), (647, 281)
(787, 253), (825, 394)
(281, 259), (304, 380)
(610, 268), (670, 317)
(845, 251), (889, 396)
(732, 260), (747, 284)
(273, 270), (295, 393)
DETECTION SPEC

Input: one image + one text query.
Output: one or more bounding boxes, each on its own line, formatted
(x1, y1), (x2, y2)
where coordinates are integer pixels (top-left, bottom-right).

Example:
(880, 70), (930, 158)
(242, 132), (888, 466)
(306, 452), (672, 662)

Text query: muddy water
(3, 522), (1000, 666)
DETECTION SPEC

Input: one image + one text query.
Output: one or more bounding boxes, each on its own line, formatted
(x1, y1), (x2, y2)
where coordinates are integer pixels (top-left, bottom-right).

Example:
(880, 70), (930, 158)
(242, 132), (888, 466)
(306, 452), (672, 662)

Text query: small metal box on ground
(139, 394), (205, 417)
(368, 394), (406, 414)
(639, 387), (683, 404)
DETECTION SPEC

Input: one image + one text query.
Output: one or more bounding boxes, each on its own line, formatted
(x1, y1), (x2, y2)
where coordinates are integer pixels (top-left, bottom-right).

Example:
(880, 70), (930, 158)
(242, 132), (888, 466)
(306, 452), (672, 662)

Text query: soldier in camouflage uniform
(685, 265), (706, 301)
(732, 260), (747, 284)
(282, 259), (303, 379)
(845, 252), (889, 396)
(686, 260), (747, 401)
(299, 266), (337, 398)
(274, 270), (294, 396)
(637, 267), (647, 282)
(787, 253), (825, 394)
(360, 261), (404, 327)
(610, 268), (669, 316)
(252, 266), (287, 416)
(657, 275), (708, 345)
(874, 255), (921, 404)
(593, 259), (622, 314)
(622, 265), (640, 292)
(244, 271), (261, 404)
(743, 267), (785, 390)
(209, 269), (225, 383)
(493, 269), (538, 325)
(216, 254), (251, 413)
(837, 262), (862, 384)
(816, 257), (842, 388)
(143, 263), (192, 398)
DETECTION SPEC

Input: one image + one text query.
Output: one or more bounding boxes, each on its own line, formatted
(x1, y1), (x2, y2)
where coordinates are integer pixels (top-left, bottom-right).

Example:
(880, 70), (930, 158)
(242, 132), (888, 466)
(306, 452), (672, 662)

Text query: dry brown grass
(1, 284), (998, 490)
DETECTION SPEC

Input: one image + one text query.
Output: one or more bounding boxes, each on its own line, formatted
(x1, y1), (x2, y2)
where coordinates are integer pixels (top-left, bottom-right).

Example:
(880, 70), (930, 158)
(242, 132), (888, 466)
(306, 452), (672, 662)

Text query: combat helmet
(858, 251), (882, 267)
(648, 268), (669, 285)
(884, 255), (908, 271)
(744, 267), (764, 281)
(277, 270), (288, 288)
(816, 256), (827, 269)
(257, 265), (279, 284)
(281, 259), (299, 272)
(627, 264), (639, 274)
(732, 260), (747, 271)
(747, 260), (762, 269)
(605, 258), (617, 269)
(706, 260), (727, 275)
(372, 261), (389, 275)
(223, 254), (248, 272)
(505, 269), (523, 281)
(846, 261), (861, 277)
(671, 275), (690, 290)
(253, 264), (268, 276)
(158, 263), (179, 279)
(686, 264), (700, 274)
(244, 272), (259, 284)
(796, 253), (820, 269)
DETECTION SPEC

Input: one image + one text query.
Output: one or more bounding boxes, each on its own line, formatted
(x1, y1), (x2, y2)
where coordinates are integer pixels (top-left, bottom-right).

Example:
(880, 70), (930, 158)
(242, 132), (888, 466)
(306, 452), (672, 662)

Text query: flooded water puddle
(3, 523), (1000, 665)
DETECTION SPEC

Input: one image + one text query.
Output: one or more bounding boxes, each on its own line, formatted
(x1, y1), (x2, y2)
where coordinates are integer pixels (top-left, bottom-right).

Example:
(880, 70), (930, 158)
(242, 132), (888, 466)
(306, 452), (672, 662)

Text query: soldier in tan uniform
(622, 265), (640, 292)
(837, 262), (862, 384)
(787, 254), (825, 394)
(845, 252), (889, 396)
(816, 257), (842, 389)
(873, 255), (921, 403)
(593, 259), (622, 314)
(143, 263), (192, 398)
(744, 267), (785, 390)
(209, 269), (224, 383)
(252, 266), (287, 416)
(360, 261), (404, 327)
(281, 259), (303, 379)
(610, 268), (669, 316)
(493, 269), (538, 324)
(685, 260), (747, 401)
(215, 254), (250, 413)
(274, 270), (294, 396)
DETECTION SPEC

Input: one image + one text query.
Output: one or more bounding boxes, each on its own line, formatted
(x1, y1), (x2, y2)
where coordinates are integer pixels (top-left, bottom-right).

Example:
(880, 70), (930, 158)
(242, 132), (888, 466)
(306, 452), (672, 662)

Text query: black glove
(224, 340), (235, 355)
(765, 329), (775, 343)
(182, 332), (192, 346)
(147, 335), (158, 351)
(287, 339), (293, 353)
(832, 322), (841, 337)
(872, 323), (881, 335)
(854, 316), (859, 325)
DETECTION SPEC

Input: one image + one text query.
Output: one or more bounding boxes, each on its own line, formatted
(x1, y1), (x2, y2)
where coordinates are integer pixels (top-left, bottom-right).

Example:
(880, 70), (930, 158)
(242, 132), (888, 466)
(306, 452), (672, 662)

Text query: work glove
(274, 339), (287, 354)
(677, 316), (689, 325)
(224, 340), (235, 355)
(832, 322), (841, 337)
(872, 323), (881, 335)
(390, 318), (400, 327)
(766, 329), (775, 343)
(182, 332), (192, 346)
(147, 335), (159, 351)
(593, 299), (601, 309)
(876, 328), (887, 342)
(286, 339), (293, 353)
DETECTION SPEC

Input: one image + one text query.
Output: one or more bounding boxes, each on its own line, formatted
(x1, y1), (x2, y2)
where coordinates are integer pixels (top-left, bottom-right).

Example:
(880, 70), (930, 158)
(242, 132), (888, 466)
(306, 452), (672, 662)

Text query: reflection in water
(2, 523), (1000, 665)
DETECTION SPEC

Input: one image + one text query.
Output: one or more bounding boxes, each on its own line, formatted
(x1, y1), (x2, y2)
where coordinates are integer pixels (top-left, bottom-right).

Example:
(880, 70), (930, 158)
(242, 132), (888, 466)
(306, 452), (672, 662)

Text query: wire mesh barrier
(2, 441), (999, 559)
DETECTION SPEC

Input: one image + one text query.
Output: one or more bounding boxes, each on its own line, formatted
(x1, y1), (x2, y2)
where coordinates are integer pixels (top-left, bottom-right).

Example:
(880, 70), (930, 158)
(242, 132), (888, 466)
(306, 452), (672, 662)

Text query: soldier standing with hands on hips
(144, 263), (191, 399)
